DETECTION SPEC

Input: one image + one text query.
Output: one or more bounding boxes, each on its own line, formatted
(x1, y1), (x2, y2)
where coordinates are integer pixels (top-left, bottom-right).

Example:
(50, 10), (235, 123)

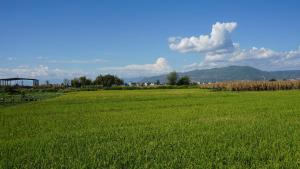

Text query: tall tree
(71, 78), (81, 88)
(94, 75), (104, 85)
(156, 80), (160, 85)
(79, 76), (92, 87)
(63, 79), (70, 87)
(167, 71), (178, 85)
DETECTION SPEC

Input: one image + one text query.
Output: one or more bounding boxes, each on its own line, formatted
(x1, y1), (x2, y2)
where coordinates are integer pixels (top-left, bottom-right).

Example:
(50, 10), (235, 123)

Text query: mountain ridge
(140, 66), (300, 83)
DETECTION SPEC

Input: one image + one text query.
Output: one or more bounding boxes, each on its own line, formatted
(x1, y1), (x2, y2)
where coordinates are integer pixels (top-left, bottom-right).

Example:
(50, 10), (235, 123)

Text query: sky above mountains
(1, 0), (300, 81)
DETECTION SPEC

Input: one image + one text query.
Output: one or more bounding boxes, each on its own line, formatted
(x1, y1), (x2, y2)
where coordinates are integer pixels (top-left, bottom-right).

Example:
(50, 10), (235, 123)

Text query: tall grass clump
(201, 80), (300, 91)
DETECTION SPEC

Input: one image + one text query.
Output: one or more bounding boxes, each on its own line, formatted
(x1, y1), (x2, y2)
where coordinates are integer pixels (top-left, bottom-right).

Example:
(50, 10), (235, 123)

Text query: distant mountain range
(140, 66), (300, 83)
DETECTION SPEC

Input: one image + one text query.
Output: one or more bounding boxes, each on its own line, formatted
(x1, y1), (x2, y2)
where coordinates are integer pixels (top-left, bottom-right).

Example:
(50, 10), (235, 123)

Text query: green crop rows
(1, 89), (300, 168)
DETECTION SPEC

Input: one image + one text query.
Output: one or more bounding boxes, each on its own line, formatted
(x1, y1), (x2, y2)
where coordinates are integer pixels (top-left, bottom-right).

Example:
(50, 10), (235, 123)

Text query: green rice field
(1, 89), (300, 168)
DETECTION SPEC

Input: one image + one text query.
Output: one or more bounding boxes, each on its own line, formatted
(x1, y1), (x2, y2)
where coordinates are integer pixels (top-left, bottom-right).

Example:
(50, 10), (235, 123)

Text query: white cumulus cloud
(184, 45), (300, 71)
(98, 57), (172, 77)
(169, 22), (237, 53)
(170, 22), (300, 70)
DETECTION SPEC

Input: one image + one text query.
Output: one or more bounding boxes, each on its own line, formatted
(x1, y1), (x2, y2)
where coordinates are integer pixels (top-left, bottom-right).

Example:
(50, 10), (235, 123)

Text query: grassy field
(1, 89), (300, 168)
(0, 91), (63, 105)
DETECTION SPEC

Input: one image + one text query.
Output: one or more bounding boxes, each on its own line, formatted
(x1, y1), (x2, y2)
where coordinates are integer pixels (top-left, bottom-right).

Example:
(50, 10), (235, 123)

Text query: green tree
(167, 71), (178, 85)
(94, 74), (124, 87)
(79, 76), (87, 87)
(79, 76), (92, 87)
(63, 79), (70, 87)
(94, 75), (104, 85)
(71, 78), (81, 88)
(177, 76), (191, 85)
(156, 80), (160, 85)
(103, 75), (123, 87)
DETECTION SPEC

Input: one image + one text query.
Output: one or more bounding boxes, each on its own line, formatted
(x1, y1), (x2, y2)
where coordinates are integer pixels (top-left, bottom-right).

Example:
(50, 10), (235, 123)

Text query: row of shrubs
(200, 80), (300, 91)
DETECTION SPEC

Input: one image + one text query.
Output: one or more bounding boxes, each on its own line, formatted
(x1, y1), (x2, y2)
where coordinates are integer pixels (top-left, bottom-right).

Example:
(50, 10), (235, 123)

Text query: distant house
(128, 82), (136, 87)
(128, 81), (157, 87)
(143, 82), (156, 86)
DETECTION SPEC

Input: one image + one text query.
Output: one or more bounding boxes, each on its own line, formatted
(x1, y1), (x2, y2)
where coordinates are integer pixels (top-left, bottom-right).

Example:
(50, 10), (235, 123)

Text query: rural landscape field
(1, 89), (300, 168)
(2, 1), (300, 168)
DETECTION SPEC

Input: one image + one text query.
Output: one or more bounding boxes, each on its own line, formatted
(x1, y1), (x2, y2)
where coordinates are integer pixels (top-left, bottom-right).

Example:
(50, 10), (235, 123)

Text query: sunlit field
(1, 89), (300, 168)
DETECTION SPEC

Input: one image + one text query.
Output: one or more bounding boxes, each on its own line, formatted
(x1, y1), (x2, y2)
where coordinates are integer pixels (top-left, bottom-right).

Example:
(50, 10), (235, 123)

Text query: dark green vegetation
(141, 66), (300, 83)
(167, 72), (191, 86)
(71, 74), (123, 88)
(167, 71), (178, 85)
(0, 87), (63, 105)
(176, 76), (191, 86)
(1, 89), (300, 168)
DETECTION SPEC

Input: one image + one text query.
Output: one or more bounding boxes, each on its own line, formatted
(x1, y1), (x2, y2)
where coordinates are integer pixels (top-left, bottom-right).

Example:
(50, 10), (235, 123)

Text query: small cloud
(36, 56), (48, 60)
(7, 57), (16, 61)
(48, 58), (108, 64)
(35, 56), (109, 64)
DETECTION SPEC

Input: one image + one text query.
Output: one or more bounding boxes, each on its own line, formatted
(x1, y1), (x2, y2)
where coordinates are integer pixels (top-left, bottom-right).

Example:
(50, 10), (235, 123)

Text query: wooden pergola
(0, 78), (39, 87)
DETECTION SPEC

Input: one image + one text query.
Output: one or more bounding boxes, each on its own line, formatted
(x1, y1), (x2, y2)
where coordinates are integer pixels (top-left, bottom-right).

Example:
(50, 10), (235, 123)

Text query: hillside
(141, 66), (300, 83)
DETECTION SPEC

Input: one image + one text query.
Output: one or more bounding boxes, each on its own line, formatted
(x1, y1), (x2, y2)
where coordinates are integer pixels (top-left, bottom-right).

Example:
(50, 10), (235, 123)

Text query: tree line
(70, 75), (124, 88)
(67, 72), (190, 88)
(43, 71), (191, 88)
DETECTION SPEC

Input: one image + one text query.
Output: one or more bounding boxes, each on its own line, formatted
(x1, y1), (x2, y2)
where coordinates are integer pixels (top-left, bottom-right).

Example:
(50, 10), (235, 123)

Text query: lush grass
(1, 89), (300, 168)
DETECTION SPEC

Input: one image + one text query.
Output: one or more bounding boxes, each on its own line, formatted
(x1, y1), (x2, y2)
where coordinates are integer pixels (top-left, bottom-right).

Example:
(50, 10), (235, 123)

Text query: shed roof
(0, 78), (38, 81)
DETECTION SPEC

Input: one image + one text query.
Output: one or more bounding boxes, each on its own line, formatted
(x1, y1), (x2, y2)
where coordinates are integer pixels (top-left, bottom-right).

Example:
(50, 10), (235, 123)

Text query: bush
(177, 76), (190, 85)
(4, 86), (19, 95)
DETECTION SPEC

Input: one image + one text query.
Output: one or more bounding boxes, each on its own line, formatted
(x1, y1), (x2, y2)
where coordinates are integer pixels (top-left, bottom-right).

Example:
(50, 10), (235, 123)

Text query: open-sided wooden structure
(0, 78), (39, 87)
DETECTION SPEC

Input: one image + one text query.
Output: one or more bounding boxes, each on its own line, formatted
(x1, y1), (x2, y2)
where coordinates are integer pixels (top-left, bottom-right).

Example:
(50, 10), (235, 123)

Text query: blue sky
(1, 0), (300, 80)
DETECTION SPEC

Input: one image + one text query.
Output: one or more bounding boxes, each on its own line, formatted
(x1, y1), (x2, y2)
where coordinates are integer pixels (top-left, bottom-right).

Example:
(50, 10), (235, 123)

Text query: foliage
(71, 78), (81, 88)
(94, 74), (123, 87)
(1, 89), (300, 168)
(70, 75), (123, 88)
(167, 71), (178, 85)
(79, 76), (92, 87)
(0, 91), (63, 105)
(177, 76), (190, 85)
(70, 76), (93, 88)
(63, 79), (71, 87)
(3, 86), (19, 94)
